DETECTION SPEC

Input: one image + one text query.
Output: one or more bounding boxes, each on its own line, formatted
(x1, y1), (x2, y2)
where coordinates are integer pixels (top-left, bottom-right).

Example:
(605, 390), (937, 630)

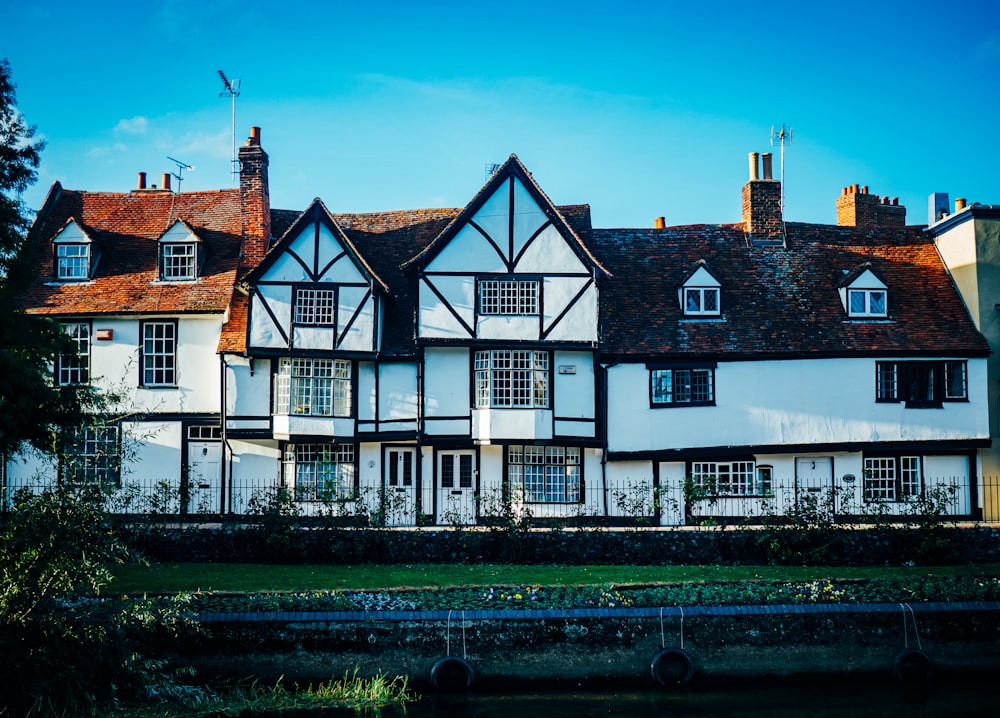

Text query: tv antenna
(218, 69), (241, 180)
(167, 156), (194, 192)
(770, 123), (793, 211)
(484, 163), (501, 181)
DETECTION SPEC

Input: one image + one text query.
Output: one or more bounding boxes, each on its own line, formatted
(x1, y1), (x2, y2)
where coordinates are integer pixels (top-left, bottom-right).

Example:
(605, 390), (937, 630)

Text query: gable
(52, 218), (92, 245)
(260, 220), (366, 284)
(159, 220), (199, 244)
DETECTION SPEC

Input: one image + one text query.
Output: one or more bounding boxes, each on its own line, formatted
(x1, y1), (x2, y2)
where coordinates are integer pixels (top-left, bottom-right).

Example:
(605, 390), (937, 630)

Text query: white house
(4, 132), (991, 525)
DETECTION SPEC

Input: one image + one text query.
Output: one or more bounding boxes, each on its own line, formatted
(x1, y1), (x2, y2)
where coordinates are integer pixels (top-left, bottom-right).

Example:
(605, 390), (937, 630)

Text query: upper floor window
(508, 445), (581, 503)
(294, 288), (336, 326)
(282, 443), (355, 501)
(141, 321), (177, 387)
(56, 244), (90, 280)
(650, 365), (715, 407)
(275, 357), (352, 417)
(876, 360), (967, 408)
(161, 242), (197, 281)
(474, 349), (549, 408)
(58, 322), (91, 386)
(863, 456), (921, 502)
(848, 288), (887, 317)
(62, 423), (120, 486)
(691, 460), (757, 496)
(684, 287), (720, 316)
(479, 279), (539, 316)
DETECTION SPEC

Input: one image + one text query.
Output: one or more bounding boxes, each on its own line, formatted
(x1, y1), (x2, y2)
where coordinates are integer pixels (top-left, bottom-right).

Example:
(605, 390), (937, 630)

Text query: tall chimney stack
(239, 126), (271, 271)
(742, 151), (783, 240)
(836, 183), (905, 227)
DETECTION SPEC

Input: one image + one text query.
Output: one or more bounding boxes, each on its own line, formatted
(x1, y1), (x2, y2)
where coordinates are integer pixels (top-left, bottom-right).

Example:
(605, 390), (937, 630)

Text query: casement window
(275, 357), (352, 417)
(62, 424), (120, 486)
(650, 366), (715, 407)
(876, 360), (967, 408)
(508, 445), (581, 503)
(294, 288), (336, 326)
(474, 349), (549, 408)
(160, 242), (197, 280)
(58, 322), (91, 386)
(479, 279), (539, 316)
(863, 456), (921, 502)
(848, 288), (887, 317)
(756, 465), (773, 496)
(691, 460), (756, 496)
(684, 287), (720, 316)
(282, 443), (355, 501)
(141, 321), (177, 387)
(56, 244), (90, 280)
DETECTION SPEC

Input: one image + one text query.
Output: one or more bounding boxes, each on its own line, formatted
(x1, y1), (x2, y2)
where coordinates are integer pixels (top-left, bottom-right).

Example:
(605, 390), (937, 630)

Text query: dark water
(314, 680), (998, 717)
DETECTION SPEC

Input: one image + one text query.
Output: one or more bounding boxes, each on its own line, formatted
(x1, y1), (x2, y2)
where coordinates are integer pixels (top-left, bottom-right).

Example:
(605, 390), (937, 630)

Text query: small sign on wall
(95, 329), (114, 340)
(558, 365), (576, 375)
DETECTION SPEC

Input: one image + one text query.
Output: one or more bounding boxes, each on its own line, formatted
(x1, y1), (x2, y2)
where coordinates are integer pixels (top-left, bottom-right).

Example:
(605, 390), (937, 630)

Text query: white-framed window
(474, 349), (549, 408)
(479, 279), (539, 315)
(56, 244), (90, 280)
(508, 445), (581, 503)
(58, 322), (91, 385)
(275, 357), (352, 417)
(650, 367), (714, 406)
(294, 288), (336, 325)
(863, 456), (922, 502)
(848, 288), (887, 317)
(756, 465), (773, 495)
(691, 461), (756, 496)
(141, 321), (176, 387)
(876, 360), (967, 407)
(161, 242), (197, 280)
(62, 423), (120, 485)
(684, 287), (720, 316)
(283, 443), (355, 501)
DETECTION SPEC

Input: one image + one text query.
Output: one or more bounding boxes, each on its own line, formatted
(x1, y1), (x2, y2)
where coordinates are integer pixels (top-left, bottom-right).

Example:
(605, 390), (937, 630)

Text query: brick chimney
(836, 185), (905, 227)
(742, 152), (782, 239)
(239, 126), (272, 271)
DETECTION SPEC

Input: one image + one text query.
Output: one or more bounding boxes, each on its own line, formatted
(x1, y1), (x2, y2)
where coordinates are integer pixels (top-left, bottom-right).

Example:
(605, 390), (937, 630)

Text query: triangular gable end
(402, 155), (608, 277)
(241, 199), (389, 293)
(51, 217), (94, 245)
(159, 219), (202, 244)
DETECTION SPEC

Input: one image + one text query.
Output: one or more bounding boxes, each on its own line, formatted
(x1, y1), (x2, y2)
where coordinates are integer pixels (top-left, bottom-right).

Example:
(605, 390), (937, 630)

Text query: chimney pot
(654, 216), (666, 229)
(162, 173), (171, 191)
(852, 184), (860, 194)
(762, 153), (773, 180)
(137, 172), (147, 190)
(955, 198), (967, 211)
(748, 152), (760, 181)
(842, 187), (848, 196)
(861, 185), (869, 194)
(248, 126), (261, 146)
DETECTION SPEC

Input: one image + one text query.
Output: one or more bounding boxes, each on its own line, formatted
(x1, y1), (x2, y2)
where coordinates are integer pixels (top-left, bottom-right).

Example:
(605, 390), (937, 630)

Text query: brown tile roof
(592, 222), (990, 359)
(18, 184), (243, 317)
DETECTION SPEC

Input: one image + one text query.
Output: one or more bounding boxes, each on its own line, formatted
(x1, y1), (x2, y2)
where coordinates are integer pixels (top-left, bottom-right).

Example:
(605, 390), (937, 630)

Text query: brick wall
(239, 127), (272, 271)
(742, 179), (782, 237)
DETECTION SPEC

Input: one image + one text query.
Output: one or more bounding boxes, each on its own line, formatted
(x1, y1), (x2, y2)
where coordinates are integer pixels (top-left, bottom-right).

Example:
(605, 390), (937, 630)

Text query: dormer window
(680, 262), (721, 317)
(57, 244), (90, 280)
(848, 288), (887, 317)
(157, 220), (203, 282)
(841, 263), (888, 319)
(161, 243), (197, 280)
(479, 278), (539, 316)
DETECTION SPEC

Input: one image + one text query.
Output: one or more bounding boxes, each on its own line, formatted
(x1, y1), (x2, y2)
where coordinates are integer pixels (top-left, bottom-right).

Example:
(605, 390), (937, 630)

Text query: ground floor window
(863, 456), (921, 501)
(690, 460), (756, 496)
(62, 424), (120, 486)
(508, 445), (581, 503)
(282, 443), (355, 501)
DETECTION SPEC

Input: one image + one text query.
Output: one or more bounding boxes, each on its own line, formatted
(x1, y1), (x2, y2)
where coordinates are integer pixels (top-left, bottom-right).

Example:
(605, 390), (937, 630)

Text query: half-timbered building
(4, 129), (992, 524)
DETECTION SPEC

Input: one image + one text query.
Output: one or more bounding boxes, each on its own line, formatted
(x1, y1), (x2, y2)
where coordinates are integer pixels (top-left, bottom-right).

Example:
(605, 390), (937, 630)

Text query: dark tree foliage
(0, 58), (90, 457)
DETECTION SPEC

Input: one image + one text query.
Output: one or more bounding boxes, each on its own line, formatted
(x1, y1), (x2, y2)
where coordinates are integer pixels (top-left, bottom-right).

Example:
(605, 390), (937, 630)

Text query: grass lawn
(107, 561), (1000, 595)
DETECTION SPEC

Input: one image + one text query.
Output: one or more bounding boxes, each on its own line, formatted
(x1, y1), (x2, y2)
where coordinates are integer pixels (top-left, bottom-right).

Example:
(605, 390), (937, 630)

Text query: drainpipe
(220, 354), (230, 515)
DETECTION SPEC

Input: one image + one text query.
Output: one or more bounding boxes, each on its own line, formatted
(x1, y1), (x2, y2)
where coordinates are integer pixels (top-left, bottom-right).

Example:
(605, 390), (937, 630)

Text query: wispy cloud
(87, 142), (128, 158)
(115, 116), (149, 135)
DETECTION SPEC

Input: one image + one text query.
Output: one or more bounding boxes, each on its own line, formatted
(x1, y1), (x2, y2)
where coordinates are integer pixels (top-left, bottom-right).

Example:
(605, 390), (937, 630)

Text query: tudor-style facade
(4, 132), (992, 525)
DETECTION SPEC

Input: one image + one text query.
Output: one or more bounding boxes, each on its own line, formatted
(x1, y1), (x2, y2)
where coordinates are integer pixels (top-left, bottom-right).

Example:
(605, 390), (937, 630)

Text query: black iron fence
(4, 472), (1000, 526)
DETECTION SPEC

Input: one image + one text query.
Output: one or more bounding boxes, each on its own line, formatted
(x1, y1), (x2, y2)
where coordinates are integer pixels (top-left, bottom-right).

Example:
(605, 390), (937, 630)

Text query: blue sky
(5, 1), (1000, 228)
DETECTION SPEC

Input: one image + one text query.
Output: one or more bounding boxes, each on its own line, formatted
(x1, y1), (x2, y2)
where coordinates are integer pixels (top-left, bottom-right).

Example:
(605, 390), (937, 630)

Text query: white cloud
(115, 116), (149, 135)
(86, 142), (128, 158)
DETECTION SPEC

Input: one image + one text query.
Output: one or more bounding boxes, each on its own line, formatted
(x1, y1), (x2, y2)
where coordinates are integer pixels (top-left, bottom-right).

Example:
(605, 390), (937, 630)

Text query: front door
(796, 457), (835, 518)
(187, 440), (221, 514)
(437, 450), (476, 525)
(384, 447), (417, 526)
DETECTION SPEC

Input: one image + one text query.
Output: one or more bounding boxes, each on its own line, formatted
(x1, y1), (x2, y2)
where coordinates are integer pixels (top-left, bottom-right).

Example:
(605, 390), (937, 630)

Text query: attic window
(56, 244), (90, 280)
(684, 287), (720, 316)
(161, 243), (197, 280)
(848, 288), (887, 317)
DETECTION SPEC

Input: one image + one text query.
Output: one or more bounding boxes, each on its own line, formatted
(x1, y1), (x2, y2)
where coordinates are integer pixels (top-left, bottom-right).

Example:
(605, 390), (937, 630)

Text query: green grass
(107, 561), (1000, 595)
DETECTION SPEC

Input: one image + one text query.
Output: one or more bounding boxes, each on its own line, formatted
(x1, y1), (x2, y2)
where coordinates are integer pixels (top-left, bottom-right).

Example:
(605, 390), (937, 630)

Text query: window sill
(650, 402), (715, 409)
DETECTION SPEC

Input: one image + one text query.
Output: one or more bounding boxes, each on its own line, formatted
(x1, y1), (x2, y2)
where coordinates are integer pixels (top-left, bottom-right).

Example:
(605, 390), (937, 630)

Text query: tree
(0, 58), (92, 458)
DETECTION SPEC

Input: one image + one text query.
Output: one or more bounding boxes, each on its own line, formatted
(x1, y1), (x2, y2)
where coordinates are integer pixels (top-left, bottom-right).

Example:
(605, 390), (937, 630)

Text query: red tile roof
(18, 184), (243, 317)
(592, 222), (990, 359)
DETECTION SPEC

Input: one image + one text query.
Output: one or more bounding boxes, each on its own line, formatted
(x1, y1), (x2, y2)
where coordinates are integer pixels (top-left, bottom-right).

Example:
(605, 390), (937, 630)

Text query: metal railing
(4, 472), (1000, 526)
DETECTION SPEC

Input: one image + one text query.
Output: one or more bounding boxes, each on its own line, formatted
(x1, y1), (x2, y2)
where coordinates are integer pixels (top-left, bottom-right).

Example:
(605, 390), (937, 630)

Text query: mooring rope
(899, 602), (922, 650)
(462, 610), (468, 660)
(446, 609), (452, 656)
(659, 607), (685, 649)
(679, 606), (685, 650)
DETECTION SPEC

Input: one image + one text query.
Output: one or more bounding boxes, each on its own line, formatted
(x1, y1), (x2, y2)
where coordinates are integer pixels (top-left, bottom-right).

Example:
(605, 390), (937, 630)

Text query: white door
(188, 441), (221, 514)
(796, 457), (834, 516)
(437, 450), (476, 525)
(385, 447), (417, 526)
